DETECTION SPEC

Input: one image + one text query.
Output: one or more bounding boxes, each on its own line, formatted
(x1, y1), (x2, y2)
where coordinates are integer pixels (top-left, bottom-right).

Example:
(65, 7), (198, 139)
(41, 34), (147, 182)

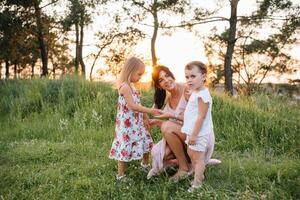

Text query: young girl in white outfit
(182, 61), (215, 192)
(109, 57), (161, 180)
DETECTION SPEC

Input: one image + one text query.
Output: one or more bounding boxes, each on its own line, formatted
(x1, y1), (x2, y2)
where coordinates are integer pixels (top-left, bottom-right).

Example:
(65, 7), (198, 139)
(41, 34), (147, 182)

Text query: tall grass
(0, 78), (299, 199)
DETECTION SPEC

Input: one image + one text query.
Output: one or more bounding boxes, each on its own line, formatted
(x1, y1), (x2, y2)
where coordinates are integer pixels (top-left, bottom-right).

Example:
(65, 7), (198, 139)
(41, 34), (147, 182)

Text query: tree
(0, 6), (25, 79)
(121, 0), (194, 67)
(3, 0), (59, 77)
(89, 11), (145, 80)
(223, 0), (238, 95)
(62, 0), (103, 76)
(32, 0), (49, 76)
(203, 0), (300, 95)
(48, 30), (72, 79)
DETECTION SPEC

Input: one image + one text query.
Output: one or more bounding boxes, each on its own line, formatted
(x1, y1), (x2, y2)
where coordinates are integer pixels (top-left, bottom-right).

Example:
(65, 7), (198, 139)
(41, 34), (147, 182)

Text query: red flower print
(132, 141), (137, 147)
(123, 134), (130, 142)
(149, 142), (153, 149)
(123, 105), (129, 113)
(121, 150), (128, 157)
(110, 149), (116, 156)
(115, 119), (120, 125)
(125, 118), (131, 128)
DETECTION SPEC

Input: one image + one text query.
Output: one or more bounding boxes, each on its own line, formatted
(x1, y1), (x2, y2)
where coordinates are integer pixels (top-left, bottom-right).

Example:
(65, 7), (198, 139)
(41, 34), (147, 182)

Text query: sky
(79, 0), (299, 83)
(22, 0), (299, 83)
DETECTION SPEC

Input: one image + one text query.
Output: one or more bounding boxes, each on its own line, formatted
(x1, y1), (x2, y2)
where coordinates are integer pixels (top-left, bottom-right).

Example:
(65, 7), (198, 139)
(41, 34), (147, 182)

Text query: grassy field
(0, 77), (299, 199)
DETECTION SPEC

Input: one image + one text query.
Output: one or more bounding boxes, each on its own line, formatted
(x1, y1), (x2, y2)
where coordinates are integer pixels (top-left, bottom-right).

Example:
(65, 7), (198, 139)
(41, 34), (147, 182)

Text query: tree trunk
(31, 61), (35, 78)
(14, 61), (17, 79)
(5, 60), (9, 79)
(34, 1), (48, 77)
(75, 22), (80, 74)
(53, 65), (56, 79)
(151, 1), (158, 67)
(79, 11), (85, 76)
(224, 0), (238, 95)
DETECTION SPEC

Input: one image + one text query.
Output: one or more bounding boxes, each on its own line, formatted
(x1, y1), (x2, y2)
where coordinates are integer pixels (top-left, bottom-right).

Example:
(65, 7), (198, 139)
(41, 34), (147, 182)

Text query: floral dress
(109, 84), (153, 162)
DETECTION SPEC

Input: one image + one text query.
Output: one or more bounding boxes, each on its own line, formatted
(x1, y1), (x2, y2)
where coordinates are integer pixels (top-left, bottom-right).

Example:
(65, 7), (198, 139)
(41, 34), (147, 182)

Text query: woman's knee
(160, 121), (173, 135)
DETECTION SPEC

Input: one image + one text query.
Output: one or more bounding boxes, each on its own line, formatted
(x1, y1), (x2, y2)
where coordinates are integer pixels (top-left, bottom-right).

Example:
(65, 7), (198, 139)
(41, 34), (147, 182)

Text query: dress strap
(118, 82), (135, 94)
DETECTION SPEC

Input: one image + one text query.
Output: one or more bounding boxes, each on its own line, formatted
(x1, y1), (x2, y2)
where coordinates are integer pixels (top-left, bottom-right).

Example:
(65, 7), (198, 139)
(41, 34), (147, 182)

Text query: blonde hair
(117, 56), (145, 88)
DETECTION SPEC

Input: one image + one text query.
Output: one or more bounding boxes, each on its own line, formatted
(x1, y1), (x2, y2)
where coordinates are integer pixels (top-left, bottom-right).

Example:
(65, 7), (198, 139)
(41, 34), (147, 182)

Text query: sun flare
(140, 65), (153, 83)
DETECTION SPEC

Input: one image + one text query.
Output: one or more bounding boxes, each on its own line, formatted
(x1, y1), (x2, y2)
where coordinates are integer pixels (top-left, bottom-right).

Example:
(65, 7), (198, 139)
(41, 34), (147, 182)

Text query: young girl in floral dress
(109, 57), (161, 180)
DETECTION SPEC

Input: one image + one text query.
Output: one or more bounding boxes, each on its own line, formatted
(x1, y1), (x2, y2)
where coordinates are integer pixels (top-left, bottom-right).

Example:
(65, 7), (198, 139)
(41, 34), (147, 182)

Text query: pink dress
(147, 94), (221, 178)
(163, 95), (187, 125)
(109, 84), (153, 162)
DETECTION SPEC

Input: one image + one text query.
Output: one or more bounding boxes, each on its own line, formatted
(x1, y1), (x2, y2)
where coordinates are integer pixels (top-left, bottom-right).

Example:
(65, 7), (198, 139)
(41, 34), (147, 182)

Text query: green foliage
(212, 92), (299, 155)
(204, 0), (300, 94)
(0, 78), (299, 199)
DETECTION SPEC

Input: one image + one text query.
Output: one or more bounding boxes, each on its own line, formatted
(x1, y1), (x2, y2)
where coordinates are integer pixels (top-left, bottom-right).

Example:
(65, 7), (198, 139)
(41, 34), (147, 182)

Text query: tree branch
(160, 17), (229, 29)
(131, 0), (152, 13)
(40, 0), (59, 9)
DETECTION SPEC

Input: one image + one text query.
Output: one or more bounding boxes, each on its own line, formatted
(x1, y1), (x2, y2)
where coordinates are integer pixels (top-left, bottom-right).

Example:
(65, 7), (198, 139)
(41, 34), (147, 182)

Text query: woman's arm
(155, 111), (183, 121)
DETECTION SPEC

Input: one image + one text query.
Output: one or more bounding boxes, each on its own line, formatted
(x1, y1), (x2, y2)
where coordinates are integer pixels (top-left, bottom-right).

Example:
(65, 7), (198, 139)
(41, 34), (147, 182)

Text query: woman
(148, 65), (191, 181)
(148, 65), (220, 181)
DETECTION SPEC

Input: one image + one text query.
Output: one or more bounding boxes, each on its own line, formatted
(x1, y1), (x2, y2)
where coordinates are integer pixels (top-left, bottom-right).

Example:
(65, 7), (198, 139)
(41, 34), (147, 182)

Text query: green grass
(0, 77), (299, 199)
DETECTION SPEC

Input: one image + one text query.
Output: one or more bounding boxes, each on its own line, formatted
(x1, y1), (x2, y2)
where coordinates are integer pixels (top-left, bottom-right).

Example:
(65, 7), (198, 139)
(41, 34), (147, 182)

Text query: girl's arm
(143, 113), (151, 130)
(188, 97), (209, 145)
(154, 111), (184, 121)
(120, 83), (162, 115)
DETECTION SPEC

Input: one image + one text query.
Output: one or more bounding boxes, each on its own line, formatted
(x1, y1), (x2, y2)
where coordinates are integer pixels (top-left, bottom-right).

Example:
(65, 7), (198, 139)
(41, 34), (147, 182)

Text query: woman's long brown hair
(152, 65), (175, 109)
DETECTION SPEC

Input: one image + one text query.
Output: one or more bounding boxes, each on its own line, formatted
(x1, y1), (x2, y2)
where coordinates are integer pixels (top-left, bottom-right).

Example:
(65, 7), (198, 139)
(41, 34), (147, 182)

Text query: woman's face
(157, 70), (176, 91)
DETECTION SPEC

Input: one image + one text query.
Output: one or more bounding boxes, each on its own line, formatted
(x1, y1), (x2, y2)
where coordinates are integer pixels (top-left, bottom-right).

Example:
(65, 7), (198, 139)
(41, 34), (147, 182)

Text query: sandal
(140, 161), (151, 172)
(187, 182), (203, 193)
(169, 170), (189, 182)
(116, 174), (126, 181)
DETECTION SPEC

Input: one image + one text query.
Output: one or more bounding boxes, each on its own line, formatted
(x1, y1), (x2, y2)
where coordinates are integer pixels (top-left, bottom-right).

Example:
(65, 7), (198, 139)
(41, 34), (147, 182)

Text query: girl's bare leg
(188, 148), (205, 186)
(142, 152), (150, 165)
(117, 161), (126, 177)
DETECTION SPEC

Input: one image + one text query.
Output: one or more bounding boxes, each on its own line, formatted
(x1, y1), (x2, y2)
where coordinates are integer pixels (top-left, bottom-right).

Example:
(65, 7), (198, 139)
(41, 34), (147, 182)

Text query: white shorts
(185, 134), (209, 152)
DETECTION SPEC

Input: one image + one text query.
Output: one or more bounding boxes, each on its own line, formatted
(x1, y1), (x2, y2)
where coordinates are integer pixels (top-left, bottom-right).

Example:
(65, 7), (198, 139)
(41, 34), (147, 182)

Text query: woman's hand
(151, 108), (163, 116)
(149, 119), (163, 127)
(154, 111), (174, 119)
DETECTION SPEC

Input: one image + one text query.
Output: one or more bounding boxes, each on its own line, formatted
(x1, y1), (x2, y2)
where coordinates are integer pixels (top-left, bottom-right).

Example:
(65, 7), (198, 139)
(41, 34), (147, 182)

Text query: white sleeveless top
(181, 87), (213, 136)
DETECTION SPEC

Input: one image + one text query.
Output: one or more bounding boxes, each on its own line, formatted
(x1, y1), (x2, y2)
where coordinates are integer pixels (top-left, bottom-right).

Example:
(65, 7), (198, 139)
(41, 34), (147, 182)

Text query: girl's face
(185, 66), (205, 91)
(158, 70), (176, 91)
(131, 65), (145, 83)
